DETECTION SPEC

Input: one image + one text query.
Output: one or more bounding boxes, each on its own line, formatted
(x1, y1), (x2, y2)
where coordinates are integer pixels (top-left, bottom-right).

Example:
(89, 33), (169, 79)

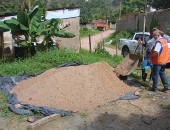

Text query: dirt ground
(32, 69), (170, 130)
(80, 30), (121, 55)
(34, 92), (170, 130)
(0, 69), (170, 130)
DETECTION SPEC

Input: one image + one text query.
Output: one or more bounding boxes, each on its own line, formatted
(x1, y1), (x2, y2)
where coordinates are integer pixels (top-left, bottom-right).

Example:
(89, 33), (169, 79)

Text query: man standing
(138, 28), (157, 81)
(149, 30), (170, 92)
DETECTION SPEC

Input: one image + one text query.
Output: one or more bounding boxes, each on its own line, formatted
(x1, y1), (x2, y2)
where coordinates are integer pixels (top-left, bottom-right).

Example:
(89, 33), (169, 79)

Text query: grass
(131, 67), (170, 90)
(104, 30), (132, 47)
(0, 91), (26, 120)
(0, 92), (12, 117)
(0, 48), (123, 76)
(104, 44), (116, 49)
(80, 28), (100, 38)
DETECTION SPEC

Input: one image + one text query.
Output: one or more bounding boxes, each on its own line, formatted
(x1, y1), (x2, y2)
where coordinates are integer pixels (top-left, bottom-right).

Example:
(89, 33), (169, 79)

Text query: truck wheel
(122, 47), (130, 58)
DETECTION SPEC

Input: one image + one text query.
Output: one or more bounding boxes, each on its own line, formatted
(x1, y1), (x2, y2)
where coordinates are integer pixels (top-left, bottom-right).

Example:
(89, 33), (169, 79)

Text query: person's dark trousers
(152, 64), (169, 90)
(142, 69), (147, 81)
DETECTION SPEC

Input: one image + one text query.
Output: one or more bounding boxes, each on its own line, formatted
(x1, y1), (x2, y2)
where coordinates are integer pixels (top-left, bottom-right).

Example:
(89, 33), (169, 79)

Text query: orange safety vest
(150, 38), (170, 65)
(169, 43), (170, 62)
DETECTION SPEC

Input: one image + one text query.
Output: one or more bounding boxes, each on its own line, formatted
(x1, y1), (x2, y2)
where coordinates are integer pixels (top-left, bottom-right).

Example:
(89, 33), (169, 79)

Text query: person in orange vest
(149, 30), (170, 92)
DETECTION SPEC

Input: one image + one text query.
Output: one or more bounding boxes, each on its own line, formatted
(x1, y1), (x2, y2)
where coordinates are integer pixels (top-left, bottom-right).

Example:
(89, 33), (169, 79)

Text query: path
(80, 30), (121, 55)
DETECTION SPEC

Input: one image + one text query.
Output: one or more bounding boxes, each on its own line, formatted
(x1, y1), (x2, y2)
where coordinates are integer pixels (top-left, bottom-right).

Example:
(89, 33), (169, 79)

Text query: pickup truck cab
(118, 32), (150, 57)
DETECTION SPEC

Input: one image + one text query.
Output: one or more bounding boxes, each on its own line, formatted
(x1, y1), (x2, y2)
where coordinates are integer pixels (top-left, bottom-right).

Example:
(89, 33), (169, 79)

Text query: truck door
(129, 34), (140, 53)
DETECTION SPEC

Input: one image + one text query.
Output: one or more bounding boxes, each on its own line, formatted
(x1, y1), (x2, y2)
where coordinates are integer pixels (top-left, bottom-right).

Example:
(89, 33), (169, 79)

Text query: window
(134, 34), (149, 40)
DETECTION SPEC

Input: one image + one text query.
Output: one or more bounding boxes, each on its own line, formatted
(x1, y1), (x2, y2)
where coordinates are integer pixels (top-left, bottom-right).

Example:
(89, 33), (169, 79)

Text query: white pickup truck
(118, 32), (150, 57)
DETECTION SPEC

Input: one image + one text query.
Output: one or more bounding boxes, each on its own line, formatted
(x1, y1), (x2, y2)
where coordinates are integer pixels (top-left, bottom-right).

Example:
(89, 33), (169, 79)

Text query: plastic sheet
(119, 92), (139, 100)
(0, 62), (84, 116)
(56, 61), (84, 68)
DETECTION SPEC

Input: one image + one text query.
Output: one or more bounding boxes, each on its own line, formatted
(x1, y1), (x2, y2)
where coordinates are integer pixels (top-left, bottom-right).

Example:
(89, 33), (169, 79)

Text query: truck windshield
(128, 33), (134, 40)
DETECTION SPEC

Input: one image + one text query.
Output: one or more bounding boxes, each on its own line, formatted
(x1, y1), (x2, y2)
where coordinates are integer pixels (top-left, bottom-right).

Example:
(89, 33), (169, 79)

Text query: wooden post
(119, 0), (122, 21)
(79, 35), (81, 49)
(27, 114), (61, 130)
(142, 2), (146, 61)
(12, 39), (15, 59)
(0, 33), (2, 59)
(1, 33), (4, 59)
(116, 40), (118, 56)
(89, 35), (91, 52)
(103, 39), (105, 50)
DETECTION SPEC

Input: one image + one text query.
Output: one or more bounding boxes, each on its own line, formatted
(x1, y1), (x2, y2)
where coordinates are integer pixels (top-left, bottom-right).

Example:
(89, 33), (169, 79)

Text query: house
(0, 14), (17, 58)
(46, 7), (80, 50)
(0, 7), (80, 58)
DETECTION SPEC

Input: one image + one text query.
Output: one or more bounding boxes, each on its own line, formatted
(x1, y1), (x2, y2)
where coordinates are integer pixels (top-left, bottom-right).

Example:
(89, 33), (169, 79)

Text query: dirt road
(81, 30), (121, 55)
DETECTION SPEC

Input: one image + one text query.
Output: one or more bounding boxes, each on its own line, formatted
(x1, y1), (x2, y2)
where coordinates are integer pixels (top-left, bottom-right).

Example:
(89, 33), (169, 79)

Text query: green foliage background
(1, 0), (169, 25)
(0, 0), (148, 24)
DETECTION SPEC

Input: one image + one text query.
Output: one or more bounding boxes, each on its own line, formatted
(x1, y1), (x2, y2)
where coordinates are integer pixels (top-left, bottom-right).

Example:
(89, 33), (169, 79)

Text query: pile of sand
(11, 62), (134, 111)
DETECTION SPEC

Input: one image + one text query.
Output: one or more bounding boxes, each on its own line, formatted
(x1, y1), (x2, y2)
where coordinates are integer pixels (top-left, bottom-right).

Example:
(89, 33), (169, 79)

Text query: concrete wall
(0, 16), (15, 57)
(57, 17), (80, 50)
(116, 9), (170, 33)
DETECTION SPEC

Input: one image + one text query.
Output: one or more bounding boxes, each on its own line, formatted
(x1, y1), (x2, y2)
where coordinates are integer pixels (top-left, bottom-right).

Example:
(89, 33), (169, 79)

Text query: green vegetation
(80, 28), (100, 37)
(104, 31), (132, 46)
(148, 0), (170, 10)
(0, 92), (12, 117)
(2, 0), (169, 24)
(0, 49), (122, 76)
(0, 0), (148, 24)
(0, 91), (28, 120)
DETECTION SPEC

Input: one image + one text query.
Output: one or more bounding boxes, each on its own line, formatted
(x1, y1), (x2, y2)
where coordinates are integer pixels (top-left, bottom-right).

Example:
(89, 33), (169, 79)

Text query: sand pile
(11, 62), (134, 111)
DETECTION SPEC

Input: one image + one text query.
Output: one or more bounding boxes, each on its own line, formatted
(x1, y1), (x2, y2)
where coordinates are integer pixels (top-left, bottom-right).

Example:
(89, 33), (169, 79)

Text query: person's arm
(150, 42), (161, 59)
(138, 38), (146, 47)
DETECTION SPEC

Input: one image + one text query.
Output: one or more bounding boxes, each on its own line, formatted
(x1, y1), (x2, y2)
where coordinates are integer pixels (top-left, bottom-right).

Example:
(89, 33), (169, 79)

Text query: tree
(147, 0), (170, 10)
(0, 0), (23, 15)
(1, 0), (147, 24)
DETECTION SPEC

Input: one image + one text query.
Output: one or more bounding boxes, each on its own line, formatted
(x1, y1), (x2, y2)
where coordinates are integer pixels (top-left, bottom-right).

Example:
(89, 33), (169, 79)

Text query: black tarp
(0, 62), (84, 116)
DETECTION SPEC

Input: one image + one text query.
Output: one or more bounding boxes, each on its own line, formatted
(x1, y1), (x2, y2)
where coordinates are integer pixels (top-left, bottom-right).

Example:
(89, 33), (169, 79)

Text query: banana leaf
(0, 21), (10, 32)
(17, 11), (29, 27)
(4, 18), (20, 30)
(54, 30), (75, 38)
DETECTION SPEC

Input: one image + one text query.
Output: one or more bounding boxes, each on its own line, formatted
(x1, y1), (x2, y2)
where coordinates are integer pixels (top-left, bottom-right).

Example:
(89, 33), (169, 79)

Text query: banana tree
(0, 0), (75, 51)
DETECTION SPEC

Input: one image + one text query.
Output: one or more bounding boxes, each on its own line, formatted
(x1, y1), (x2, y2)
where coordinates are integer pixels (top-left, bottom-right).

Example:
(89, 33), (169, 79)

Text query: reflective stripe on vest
(150, 38), (170, 65)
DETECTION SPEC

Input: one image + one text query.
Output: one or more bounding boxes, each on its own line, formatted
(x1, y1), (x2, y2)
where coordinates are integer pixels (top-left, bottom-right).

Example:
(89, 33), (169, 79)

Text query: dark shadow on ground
(119, 76), (141, 88)
(78, 105), (170, 130)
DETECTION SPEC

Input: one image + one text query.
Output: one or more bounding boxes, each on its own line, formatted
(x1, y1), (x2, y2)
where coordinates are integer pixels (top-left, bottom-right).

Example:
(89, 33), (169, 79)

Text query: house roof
(46, 8), (80, 19)
(0, 7), (80, 19)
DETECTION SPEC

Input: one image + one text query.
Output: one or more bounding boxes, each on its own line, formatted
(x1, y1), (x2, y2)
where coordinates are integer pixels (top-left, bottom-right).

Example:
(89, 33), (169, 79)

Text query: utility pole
(119, 0), (122, 20)
(142, 1), (147, 61)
